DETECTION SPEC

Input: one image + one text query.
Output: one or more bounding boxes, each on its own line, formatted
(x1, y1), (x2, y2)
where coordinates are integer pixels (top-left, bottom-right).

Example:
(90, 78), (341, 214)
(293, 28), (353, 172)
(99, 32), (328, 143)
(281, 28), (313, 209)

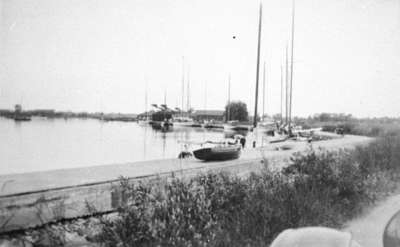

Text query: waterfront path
(0, 134), (371, 232)
(344, 193), (400, 247)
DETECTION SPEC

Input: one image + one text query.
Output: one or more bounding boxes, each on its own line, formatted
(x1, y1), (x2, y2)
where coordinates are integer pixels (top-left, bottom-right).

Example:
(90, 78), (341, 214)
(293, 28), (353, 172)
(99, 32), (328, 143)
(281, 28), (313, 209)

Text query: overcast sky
(0, 0), (399, 117)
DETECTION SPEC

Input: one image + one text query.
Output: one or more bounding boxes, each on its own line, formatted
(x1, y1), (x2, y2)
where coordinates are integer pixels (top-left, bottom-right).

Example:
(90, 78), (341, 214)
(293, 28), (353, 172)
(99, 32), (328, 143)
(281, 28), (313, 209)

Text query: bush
(322, 125), (337, 133)
(95, 135), (400, 247)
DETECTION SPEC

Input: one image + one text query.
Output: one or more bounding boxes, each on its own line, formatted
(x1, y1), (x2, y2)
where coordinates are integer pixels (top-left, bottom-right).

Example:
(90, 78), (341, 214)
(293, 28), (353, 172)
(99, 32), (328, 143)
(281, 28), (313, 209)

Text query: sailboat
(193, 142), (241, 161)
(149, 91), (173, 131)
(173, 59), (197, 128)
(223, 75), (253, 132)
(138, 82), (150, 125)
(257, 62), (277, 133)
(270, 0), (307, 142)
(12, 104), (31, 121)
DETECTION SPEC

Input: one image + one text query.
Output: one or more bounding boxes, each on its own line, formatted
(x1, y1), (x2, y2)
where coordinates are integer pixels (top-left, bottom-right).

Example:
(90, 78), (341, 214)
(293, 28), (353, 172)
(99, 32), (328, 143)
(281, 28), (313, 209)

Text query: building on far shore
(191, 110), (224, 122)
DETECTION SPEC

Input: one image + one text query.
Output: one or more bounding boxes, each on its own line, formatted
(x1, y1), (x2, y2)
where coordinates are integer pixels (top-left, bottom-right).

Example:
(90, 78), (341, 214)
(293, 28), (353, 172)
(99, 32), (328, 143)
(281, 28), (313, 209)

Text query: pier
(0, 134), (371, 233)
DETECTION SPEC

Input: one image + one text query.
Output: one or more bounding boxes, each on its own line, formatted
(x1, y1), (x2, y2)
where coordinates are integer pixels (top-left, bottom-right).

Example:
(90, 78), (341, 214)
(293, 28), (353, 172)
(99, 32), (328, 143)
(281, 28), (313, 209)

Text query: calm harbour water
(0, 117), (228, 175)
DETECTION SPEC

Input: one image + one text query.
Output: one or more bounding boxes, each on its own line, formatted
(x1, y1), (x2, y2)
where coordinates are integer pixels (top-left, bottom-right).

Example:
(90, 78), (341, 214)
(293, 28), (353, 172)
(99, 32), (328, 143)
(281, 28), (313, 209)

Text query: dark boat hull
(150, 121), (173, 131)
(193, 145), (241, 161)
(14, 116), (32, 121)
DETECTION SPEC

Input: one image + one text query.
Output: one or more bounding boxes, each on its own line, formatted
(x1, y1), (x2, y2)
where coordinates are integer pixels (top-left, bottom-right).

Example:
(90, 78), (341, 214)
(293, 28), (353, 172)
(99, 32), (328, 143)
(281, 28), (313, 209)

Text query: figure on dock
(240, 137), (246, 149)
(178, 144), (192, 159)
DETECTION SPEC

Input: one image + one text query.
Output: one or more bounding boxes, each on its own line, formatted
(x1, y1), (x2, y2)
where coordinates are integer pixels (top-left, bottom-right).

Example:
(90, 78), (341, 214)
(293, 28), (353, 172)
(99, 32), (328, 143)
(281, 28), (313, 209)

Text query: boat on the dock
(269, 136), (288, 143)
(193, 143), (241, 161)
(257, 120), (277, 132)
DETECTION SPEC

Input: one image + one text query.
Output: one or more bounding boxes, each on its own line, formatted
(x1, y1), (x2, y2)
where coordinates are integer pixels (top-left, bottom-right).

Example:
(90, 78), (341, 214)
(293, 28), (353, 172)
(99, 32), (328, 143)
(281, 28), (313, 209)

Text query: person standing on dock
(240, 137), (246, 149)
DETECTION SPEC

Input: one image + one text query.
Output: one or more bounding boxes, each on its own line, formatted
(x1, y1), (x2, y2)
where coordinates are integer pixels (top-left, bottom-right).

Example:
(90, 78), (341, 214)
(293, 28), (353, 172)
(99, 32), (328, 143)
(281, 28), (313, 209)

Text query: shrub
(95, 135), (400, 247)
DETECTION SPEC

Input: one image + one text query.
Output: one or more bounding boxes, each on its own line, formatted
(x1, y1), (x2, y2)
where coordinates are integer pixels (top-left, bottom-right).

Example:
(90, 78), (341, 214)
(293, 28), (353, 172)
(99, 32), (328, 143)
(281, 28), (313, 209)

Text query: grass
(92, 128), (400, 247)
(304, 117), (400, 137)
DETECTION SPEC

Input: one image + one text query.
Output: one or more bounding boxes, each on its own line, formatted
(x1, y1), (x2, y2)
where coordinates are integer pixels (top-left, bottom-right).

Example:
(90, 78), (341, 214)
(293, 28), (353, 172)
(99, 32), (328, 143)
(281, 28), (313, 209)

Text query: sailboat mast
(262, 61), (266, 121)
(145, 82), (148, 119)
(280, 65), (283, 123)
(204, 81), (207, 110)
(227, 74), (231, 121)
(186, 65), (190, 115)
(285, 44), (289, 125)
(181, 57), (185, 118)
(253, 3), (262, 128)
(289, 0), (295, 130)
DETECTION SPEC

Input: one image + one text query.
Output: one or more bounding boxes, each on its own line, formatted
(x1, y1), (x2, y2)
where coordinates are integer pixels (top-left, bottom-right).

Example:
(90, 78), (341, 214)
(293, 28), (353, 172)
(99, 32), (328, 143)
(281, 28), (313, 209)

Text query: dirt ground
(344, 193), (400, 247)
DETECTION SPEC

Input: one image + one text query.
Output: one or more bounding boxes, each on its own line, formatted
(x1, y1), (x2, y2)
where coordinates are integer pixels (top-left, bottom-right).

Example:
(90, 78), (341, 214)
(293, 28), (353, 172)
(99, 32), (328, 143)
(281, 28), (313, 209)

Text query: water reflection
(223, 130), (250, 139)
(0, 118), (229, 175)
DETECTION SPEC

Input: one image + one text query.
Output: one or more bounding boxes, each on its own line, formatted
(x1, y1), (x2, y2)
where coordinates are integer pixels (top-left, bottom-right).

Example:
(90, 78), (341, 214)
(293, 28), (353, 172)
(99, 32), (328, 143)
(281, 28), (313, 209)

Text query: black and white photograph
(0, 0), (399, 246)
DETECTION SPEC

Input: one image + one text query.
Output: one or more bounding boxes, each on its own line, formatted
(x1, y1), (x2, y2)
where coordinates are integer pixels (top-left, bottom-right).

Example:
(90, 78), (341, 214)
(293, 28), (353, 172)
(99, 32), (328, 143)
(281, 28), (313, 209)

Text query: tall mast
(262, 61), (266, 121)
(181, 57), (185, 117)
(280, 65), (283, 123)
(227, 74), (231, 121)
(145, 80), (148, 119)
(285, 44), (289, 125)
(186, 65), (190, 114)
(289, 0), (295, 131)
(253, 3), (262, 128)
(204, 81), (207, 110)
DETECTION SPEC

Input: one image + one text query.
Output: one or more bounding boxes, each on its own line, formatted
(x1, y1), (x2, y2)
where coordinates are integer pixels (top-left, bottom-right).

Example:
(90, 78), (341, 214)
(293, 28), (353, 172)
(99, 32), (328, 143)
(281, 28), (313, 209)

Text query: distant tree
(225, 101), (249, 122)
(272, 113), (282, 121)
(312, 112), (354, 122)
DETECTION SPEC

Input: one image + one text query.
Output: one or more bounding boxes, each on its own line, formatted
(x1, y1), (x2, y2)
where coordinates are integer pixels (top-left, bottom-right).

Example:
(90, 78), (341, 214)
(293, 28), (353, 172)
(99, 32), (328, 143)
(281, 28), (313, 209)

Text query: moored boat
(150, 120), (173, 131)
(224, 121), (253, 131)
(173, 117), (201, 127)
(13, 115), (32, 121)
(203, 123), (224, 129)
(193, 144), (241, 161)
(138, 118), (150, 125)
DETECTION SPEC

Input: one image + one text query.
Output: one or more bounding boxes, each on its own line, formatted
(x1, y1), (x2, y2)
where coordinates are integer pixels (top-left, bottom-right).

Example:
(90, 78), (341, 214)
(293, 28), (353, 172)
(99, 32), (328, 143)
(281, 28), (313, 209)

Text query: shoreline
(0, 133), (370, 197)
(0, 134), (372, 233)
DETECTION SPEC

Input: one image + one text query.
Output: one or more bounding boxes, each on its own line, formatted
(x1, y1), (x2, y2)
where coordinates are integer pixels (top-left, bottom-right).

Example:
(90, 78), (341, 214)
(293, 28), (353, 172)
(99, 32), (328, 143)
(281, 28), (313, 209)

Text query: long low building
(191, 110), (225, 122)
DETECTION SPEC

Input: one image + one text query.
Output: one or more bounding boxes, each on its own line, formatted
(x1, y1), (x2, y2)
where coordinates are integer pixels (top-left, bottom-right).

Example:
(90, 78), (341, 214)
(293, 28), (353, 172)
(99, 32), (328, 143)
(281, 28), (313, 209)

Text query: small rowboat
(193, 144), (241, 161)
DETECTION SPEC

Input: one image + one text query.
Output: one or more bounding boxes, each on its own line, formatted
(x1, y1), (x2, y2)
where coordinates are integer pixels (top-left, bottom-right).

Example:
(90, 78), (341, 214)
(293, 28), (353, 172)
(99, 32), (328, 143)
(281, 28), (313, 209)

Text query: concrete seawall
(0, 134), (371, 233)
